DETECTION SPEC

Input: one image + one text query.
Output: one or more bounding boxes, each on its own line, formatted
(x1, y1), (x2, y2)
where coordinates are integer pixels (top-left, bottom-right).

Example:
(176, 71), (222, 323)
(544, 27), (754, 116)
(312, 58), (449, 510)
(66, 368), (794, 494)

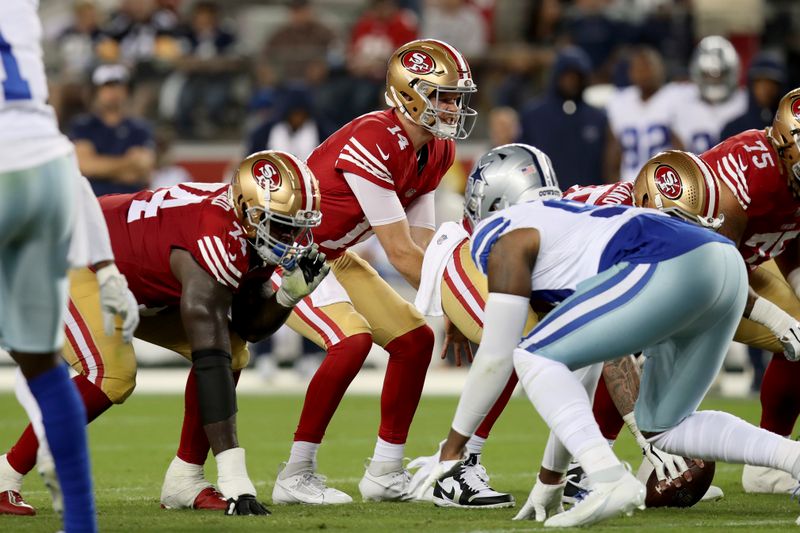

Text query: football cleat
(359, 460), (413, 502)
(37, 454), (63, 515)
(701, 484), (724, 502)
(561, 462), (589, 505)
(742, 464), (798, 494)
(160, 456), (226, 510)
(432, 454), (515, 509)
(0, 490), (35, 516)
(544, 469), (645, 528)
(272, 462), (353, 505)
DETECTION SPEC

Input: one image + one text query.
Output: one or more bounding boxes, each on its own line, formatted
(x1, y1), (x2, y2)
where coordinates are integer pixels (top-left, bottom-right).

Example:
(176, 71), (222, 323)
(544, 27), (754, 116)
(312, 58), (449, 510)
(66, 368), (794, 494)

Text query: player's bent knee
(385, 324), (434, 361)
(104, 373), (137, 404)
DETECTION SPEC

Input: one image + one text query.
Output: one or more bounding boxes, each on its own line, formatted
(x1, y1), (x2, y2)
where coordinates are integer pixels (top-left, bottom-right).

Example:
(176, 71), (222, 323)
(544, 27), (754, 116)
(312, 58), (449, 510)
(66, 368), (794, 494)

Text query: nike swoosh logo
(737, 155), (748, 171)
(376, 145), (390, 161)
(438, 483), (456, 501)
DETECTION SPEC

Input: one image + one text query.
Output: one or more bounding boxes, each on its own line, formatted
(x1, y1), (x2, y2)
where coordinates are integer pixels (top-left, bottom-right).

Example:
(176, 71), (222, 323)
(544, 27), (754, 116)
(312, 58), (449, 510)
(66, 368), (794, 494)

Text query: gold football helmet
(633, 150), (724, 230)
(230, 150), (322, 266)
(385, 39), (477, 140)
(767, 87), (800, 196)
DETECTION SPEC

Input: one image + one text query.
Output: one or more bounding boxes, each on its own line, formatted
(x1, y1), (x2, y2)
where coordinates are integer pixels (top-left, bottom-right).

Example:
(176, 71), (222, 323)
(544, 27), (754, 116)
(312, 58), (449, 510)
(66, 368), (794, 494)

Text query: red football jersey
(307, 108), (455, 259)
(563, 181), (635, 206)
(701, 129), (800, 267)
(100, 183), (252, 308)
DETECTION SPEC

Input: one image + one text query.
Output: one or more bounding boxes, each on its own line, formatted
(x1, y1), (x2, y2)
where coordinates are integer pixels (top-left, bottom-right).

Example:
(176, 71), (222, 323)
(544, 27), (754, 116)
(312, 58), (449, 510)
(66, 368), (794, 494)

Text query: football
(645, 459), (716, 508)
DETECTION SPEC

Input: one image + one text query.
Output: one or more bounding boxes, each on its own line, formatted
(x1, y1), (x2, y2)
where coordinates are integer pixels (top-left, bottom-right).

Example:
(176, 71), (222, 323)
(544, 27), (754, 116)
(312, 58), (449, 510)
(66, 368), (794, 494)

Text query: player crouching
(0, 151), (328, 516)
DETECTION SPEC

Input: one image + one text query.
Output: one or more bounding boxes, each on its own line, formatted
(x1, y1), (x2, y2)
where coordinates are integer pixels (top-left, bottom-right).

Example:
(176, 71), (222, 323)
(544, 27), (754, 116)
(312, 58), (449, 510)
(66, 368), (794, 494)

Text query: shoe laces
(296, 471), (328, 494)
(458, 463), (491, 492)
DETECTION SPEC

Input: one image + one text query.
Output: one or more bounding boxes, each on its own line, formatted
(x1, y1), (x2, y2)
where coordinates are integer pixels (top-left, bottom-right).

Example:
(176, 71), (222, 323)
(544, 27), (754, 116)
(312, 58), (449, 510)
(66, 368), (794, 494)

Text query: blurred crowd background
(31, 0), (800, 390)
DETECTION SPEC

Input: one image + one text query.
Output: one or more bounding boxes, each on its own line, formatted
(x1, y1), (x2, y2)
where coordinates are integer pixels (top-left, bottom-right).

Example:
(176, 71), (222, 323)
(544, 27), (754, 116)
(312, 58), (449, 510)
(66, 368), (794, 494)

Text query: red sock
(378, 325), (434, 444)
(592, 375), (624, 441)
(760, 353), (800, 435)
(176, 368), (242, 464)
(7, 374), (112, 475)
(474, 372), (518, 439)
(293, 333), (373, 443)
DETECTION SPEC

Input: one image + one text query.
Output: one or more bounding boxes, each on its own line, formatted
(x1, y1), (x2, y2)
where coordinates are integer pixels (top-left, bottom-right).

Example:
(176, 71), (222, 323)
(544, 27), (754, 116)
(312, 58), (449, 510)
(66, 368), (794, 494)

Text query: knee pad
(192, 349), (236, 425)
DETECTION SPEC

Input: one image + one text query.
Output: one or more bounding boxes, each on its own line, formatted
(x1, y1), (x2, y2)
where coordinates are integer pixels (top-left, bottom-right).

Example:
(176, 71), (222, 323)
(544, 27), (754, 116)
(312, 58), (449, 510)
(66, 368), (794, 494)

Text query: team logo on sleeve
(252, 159), (282, 192)
(654, 164), (683, 200)
(792, 98), (800, 120)
(400, 51), (435, 75)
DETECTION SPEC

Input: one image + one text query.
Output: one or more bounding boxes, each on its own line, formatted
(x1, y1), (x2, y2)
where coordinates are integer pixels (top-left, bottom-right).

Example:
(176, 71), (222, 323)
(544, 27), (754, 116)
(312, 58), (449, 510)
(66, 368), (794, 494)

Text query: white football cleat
(543, 469), (645, 528)
(742, 465), (797, 494)
(36, 452), (62, 515)
(358, 460), (412, 502)
(432, 454), (515, 509)
(160, 456), (226, 510)
(272, 462), (352, 505)
(700, 484), (724, 502)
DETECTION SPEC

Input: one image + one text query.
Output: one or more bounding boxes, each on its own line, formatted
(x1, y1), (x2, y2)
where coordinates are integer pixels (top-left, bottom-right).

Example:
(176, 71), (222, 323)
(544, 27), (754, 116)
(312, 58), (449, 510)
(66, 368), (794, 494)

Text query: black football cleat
(432, 453), (515, 509)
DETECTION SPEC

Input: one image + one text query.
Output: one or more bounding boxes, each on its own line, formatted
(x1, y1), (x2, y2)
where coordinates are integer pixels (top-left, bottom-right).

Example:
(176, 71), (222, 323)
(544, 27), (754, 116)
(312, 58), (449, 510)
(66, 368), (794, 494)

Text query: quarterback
(0, 151), (328, 516)
(270, 39), (477, 505)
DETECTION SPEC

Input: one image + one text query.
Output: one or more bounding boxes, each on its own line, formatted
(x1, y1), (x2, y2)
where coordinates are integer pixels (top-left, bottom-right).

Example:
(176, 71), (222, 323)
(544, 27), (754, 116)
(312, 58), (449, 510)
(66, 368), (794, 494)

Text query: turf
(0, 391), (797, 532)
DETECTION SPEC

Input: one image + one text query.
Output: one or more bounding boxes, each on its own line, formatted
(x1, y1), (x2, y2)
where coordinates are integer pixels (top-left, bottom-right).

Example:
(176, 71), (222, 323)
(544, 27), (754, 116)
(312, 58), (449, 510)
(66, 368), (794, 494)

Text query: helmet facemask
(246, 202), (321, 268)
(414, 81), (477, 140)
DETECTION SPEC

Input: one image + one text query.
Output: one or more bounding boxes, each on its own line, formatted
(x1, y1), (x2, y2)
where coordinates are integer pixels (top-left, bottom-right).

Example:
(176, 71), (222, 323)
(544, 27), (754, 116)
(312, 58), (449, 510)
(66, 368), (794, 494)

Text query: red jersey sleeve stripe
(349, 137), (392, 177)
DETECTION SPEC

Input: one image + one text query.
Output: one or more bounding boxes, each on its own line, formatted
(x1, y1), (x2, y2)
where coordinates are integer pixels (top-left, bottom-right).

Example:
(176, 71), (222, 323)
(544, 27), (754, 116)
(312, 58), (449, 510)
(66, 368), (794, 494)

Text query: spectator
(174, 1), (243, 138)
(420, 0), (488, 59)
(151, 128), (192, 189)
(351, 1), (418, 61)
(260, 0), (337, 86)
(58, 0), (104, 82)
(519, 47), (607, 187)
(604, 46), (681, 182)
(488, 107), (520, 147)
(246, 84), (334, 160)
(70, 64), (155, 196)
(721, 51), (787, 140)
(563, 0), (628, 82)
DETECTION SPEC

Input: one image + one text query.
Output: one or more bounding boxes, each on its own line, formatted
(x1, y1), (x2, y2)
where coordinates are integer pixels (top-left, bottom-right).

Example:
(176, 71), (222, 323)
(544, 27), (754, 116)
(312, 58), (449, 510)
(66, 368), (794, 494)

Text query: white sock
(514, 350), (620, 477)
(465, 435), (486, 456)
(649, 410), (800, 477)
(288, 441), (320, 466)
(541, 431), (572, 474)
(371, 437), (404, 464)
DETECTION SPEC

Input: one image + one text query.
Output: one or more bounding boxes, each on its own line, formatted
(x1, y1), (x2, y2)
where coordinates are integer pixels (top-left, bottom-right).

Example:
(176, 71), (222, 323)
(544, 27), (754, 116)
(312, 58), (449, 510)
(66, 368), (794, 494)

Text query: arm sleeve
(450, 292), (531, 436)
(68, 175), (115, 267)
(343, 172), (406, 227)
(405, 191), (436, 230)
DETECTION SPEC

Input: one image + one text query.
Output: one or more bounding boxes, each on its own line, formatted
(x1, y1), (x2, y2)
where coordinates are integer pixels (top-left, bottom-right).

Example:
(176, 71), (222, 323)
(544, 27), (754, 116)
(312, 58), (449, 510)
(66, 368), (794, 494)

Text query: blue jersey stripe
(471, 217), (510, 273)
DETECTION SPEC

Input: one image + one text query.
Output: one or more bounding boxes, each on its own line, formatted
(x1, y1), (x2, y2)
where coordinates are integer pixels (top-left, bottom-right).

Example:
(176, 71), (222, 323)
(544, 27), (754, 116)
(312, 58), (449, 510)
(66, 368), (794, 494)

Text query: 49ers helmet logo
(400, 50), (435, 75)
(252, 159), (282, 192)
(654, 164), (683, 200)
(791, 98), (800, 120)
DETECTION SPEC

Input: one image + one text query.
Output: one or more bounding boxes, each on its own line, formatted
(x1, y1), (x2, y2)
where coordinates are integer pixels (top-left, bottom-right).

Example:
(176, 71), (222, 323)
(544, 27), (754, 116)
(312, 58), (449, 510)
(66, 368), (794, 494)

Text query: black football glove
(225, 494), (271, 516)
(298, 244), (328, 284)
(275, 244), (330, 307)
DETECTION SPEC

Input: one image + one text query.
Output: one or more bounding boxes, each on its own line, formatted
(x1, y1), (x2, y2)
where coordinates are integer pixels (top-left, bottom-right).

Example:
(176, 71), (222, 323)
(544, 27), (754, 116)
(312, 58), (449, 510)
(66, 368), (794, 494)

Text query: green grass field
(0, 391), (797, 532)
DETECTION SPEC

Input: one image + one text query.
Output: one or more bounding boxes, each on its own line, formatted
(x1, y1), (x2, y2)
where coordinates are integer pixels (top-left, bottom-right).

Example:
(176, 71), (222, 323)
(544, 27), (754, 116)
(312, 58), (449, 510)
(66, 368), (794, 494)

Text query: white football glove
(96, 263), (139, 343)
(624, 412), (689, 482)
(513, 476), (565, 521)
(407, 440), (446, 501)
(276, 244), (330, 308)
(780, 326), (800, 362)
(750, 296), (800, 361)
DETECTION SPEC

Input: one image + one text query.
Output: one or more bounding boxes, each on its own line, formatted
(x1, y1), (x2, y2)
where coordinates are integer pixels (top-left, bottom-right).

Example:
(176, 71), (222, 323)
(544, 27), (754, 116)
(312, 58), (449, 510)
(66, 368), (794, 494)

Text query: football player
(475, 196), (800, 528)
(0, 151), (328, 516)
(407, 148), (725, 507)
(0, 1), (134, 530)
(672, 36), (747, 153)
(269, 39), (477, 505)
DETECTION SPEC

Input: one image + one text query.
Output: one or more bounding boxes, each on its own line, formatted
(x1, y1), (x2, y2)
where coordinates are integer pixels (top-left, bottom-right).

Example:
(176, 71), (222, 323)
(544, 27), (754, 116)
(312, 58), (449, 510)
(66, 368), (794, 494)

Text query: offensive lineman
(270, 39), (477, 504)
(0, 151), (328, 515)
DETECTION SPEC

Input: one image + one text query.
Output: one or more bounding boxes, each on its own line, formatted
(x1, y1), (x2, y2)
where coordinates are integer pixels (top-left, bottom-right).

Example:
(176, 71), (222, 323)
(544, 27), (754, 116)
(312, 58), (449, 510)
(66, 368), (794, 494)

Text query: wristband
(750, 297), (796, 337)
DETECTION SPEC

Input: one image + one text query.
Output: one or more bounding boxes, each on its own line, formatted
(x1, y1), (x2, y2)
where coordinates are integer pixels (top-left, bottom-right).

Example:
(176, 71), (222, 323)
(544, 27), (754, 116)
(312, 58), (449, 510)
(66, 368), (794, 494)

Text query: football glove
(96, 263), (139, 343)
(276, 244), (329, 308)
(407, 440), (447, 500)
(623, 412), (689, 482)
(750, 296), (800, 361)
(780, 325), (800, 362)
(513, 476), (565, 521)
(225, 494), (271, 516)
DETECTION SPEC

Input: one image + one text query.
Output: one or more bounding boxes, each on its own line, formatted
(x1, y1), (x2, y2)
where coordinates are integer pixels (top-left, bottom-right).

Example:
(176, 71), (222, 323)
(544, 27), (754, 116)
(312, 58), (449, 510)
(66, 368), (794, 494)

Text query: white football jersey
(0, 0), (73, 173)
(607, 84), (683, 182)
(672, 83), (747, 154)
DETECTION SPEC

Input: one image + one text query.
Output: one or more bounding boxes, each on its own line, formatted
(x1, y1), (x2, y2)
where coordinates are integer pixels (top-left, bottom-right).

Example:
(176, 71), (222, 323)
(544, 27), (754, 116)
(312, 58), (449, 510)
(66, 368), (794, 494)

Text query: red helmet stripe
(283, 153), (313, 212)
(426, 39), (470, 80)
(687, 152), (718, 219)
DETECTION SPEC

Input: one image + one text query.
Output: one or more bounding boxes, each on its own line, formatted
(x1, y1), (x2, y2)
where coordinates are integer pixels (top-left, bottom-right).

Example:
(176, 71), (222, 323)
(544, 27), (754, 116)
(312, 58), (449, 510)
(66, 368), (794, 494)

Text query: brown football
(645, 459), (715, 508)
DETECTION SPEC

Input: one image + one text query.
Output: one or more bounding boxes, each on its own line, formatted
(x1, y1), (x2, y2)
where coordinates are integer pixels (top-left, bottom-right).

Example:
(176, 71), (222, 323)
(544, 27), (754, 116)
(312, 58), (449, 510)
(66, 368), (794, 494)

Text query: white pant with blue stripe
(515, 241), (747, 433)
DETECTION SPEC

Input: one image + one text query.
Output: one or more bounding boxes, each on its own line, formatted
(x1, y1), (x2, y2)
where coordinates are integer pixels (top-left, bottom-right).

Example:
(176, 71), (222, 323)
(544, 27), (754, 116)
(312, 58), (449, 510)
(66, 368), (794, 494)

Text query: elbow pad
(192, 349), (237, 425)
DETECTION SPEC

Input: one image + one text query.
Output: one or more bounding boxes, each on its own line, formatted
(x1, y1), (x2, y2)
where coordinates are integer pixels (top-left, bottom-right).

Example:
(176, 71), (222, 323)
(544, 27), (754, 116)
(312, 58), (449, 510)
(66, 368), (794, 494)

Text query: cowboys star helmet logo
(654, 164), (683, 200)
(400, 50), (436, 75)
(252, 159), (282, 192)
(792, 98), (800, 120)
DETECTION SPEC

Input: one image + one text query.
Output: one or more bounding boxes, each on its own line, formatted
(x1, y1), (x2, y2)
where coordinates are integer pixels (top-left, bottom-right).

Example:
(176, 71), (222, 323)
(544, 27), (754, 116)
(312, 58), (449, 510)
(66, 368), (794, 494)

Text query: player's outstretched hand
(276, 244), (330, 307)
(779, 324), (800, 361)
(96, 263), (139, 343)
(407, 440), (446, 500)
(513, 477), (565, 521)
(642, 443), (690, 487)
(440, 317), (473, 366)
(225, 494), (271, 516)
